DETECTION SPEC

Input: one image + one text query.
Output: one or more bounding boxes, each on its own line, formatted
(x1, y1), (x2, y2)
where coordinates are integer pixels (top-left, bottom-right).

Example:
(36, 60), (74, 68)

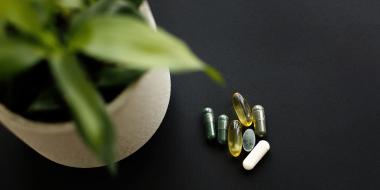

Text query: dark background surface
(1, 0), (380, 189)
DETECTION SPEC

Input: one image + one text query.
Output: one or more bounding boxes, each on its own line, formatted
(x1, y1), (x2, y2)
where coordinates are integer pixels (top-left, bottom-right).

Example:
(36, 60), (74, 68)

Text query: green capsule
(243, 129), (256, 152)
(232, 92), (254, 127)
(203, 107), (216, 140)
(217, 114), (229, 144)
(228, 120), (243, 157)
(252, 105), (267, 137)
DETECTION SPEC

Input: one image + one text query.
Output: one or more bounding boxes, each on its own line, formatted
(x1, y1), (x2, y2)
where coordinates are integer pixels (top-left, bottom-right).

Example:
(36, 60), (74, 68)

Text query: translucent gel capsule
(228, 120), (243, 157)
(217, 114), (228, 144)
(232, 92), (254, 127)
(243, 129), (256, 152)
(252, 105), (267, 137)
(203, 107), (216, 140)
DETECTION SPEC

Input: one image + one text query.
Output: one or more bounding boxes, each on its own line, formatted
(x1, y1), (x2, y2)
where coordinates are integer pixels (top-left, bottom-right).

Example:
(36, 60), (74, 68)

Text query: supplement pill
(203, 107), (216, 140)
(242, 140), (270, 171)
(243, 129), (256, 152)
(228, 120), (243, 157)
(252, 105), (267, 137)
(217, 114), (229, 144)
(232, 92), (254, 127)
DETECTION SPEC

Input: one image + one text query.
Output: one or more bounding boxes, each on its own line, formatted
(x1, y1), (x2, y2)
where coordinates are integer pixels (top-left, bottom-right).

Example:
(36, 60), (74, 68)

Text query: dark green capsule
(217, 114), (228, 144)
(243, 129), (256, 152)
(252, 105), (267, 137)
(203, 107), (216, 140)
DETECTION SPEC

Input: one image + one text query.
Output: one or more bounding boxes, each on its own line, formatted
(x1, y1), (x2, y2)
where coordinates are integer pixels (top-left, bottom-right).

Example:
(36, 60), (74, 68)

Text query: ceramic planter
(0, 1), (171, 168)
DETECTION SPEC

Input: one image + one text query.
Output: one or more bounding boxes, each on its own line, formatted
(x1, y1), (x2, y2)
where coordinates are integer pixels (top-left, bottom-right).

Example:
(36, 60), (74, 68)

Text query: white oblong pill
(242, 140), (270, 170)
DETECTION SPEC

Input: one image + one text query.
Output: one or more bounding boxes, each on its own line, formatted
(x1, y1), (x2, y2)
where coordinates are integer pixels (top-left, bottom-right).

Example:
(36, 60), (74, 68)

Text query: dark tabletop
(1, 0), (380, 189)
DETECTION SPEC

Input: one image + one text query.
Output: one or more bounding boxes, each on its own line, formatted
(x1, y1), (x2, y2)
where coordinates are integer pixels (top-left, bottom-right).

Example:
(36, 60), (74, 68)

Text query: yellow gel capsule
(228, 120), (243, 157)
(232, 92), (254, 127)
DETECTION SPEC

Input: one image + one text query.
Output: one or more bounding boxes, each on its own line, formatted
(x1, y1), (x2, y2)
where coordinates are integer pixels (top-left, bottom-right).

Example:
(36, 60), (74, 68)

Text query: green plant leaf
(27, 87), (61, 112)
(0, 0), (43, 36)
(49, 52), (116, 173)
(204, 65), (225, 85)
(70, 16), (206, 72)
(58, 0), (85, 10)
(0, 20), (5, 35)
(125, 0), (144, 8)
(70, 0), (118, 31)
(0, 0), (57, 49)
(29, 0), (57, 26)
(108, 0), (144, 20)
(96, 67), (143, 87)
(0, 38), (45, 80)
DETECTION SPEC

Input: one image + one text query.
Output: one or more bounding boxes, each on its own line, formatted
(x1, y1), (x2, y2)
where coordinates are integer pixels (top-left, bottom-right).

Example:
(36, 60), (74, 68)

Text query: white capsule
(242, 140), (270, 171)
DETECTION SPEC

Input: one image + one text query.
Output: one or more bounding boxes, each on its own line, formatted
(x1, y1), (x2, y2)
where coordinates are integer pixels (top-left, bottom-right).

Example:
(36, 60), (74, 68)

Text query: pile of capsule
(203, 92), (270, 171)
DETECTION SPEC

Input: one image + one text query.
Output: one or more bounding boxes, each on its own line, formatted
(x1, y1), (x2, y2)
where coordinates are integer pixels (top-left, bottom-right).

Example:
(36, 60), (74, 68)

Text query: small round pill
(203, 107), (216, 140)
(242, 129), (256, 152)
(242, 140), (270, 171)
(217, 114), (228, 144)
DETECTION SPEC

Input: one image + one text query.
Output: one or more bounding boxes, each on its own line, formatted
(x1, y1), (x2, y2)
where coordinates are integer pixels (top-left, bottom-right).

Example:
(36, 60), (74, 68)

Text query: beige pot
(0, 1), (171, 168)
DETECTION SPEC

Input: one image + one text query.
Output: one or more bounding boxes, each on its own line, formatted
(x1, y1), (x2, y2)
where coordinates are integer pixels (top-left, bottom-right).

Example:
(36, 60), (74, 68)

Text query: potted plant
(0, 0), (222, 172)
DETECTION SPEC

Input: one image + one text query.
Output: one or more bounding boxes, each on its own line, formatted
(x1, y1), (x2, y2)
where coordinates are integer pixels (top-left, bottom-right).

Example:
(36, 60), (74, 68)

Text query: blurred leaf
(58, 0), (85, 10)
(204, 65), (225, 85)
(70, 0), (118, 31)
(0, 21), (5, 36)
(108, 0), (144, 20)
(70, 16), (206, 72)
(126, 0), (144, 8)
(96, 67), (143, 87)
(49, 52), (116, 173)
(28, 87), (61, 112)
(0, 38), (45, 80)
(30, 0), (60, 25)
(0, 0), (57, 49)
(0, 0), (43, 36)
